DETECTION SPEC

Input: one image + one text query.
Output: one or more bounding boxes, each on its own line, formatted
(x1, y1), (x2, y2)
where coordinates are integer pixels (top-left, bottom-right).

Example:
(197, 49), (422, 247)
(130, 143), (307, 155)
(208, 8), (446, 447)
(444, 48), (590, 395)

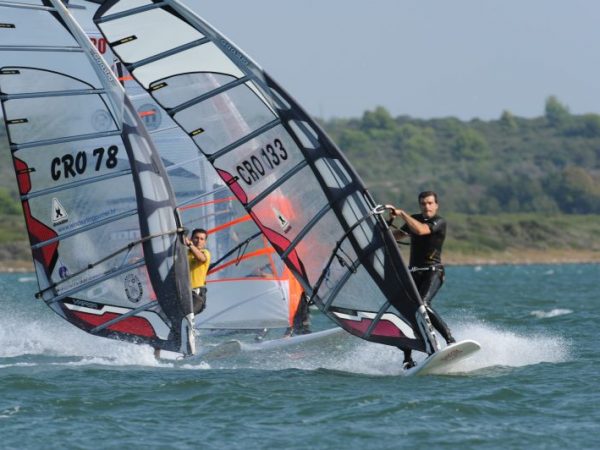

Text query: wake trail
(225, 318), (572, 376)
(0, 308), (163, 367)
(326, 318), (572, 376)
(0, 300), (571, 374)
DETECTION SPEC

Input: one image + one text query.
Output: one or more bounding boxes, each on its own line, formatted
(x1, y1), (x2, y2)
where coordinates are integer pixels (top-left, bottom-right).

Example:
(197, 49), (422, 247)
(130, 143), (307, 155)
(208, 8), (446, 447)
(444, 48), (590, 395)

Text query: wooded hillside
(2, 96), (600, 269)
(323, 96), (600, 214)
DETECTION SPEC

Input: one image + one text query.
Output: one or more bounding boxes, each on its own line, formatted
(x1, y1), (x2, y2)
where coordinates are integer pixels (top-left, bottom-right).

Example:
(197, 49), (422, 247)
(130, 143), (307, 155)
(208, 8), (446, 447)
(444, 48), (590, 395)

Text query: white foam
(0, 406), (21, 419)
(530, 309), (573, 319)
(443, 320), (570, 373)
(17, 277), (35, 283)
(0, 312), (163, 367)
(0, 300), (572, 375)
(270, 318), (573, 376)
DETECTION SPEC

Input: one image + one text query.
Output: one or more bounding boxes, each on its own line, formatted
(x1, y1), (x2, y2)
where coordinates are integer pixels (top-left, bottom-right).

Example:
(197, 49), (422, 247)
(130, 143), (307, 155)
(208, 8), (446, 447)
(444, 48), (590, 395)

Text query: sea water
(0, 264), (598, 449)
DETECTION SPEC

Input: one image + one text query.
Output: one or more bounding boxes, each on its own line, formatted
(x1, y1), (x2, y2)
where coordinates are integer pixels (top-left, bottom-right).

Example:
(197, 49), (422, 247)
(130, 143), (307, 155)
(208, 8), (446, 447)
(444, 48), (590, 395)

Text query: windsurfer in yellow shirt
(184, 228), (211, 315)
(153, 228), (210, 360)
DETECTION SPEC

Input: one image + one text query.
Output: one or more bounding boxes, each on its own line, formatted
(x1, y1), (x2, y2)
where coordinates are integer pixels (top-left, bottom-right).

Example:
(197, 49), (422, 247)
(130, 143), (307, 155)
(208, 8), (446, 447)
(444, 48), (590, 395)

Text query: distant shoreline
(2, 249), (599, 273)
(444, 248), (600, 266)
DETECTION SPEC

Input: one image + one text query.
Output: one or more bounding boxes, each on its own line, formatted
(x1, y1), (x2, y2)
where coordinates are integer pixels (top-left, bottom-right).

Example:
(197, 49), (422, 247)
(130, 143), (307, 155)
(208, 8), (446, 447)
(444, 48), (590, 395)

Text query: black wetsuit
(400, 214), (454, 363)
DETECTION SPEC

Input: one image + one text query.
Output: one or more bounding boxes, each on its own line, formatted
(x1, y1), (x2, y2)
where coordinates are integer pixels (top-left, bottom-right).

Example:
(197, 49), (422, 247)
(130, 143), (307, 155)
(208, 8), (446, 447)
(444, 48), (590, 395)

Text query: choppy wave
(530, 309), (573, 318)
(17, 277), (35, 283)
(0, 306), (572, 376)
(296, 318), (571, 376)
(0, 406), (21, 419)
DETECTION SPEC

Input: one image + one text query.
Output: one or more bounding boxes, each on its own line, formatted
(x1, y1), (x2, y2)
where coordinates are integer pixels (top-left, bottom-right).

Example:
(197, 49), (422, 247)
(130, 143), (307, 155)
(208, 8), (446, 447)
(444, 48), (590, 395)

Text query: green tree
(393, 124), (437, 161)
(500, 110), (517, 131)
(545, 166), (600, 213)
(565, 113), (600, 138)
(0, 188), (19, 215)
(452, 128), (490, 160)
(545, 95), (570, 128)
(360, 106), (396, 132)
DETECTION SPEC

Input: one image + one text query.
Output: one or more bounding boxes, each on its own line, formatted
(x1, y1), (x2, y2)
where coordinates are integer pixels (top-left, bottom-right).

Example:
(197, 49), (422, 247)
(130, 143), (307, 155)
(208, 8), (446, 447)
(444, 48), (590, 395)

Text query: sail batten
(168, 76), (250, 115)
(89, 298), (158, 333)
(245, 160), (308, 210)
(0, 1), (55, 11)
(0, 45), (83, 52)
(280, 203), (331, 260)
(205, 119), (281, 162)
(127, 38), (210, 71)
(45, 259), (147, 305)
(30, 208), (139, 250)
(35, 226), (181, 298)
(22, 169), (133, 201)
(10, 130), (123, 151)
(96, 1), (166, 24)
(364, 302), (392, 338)
(2, 88), (106, 100)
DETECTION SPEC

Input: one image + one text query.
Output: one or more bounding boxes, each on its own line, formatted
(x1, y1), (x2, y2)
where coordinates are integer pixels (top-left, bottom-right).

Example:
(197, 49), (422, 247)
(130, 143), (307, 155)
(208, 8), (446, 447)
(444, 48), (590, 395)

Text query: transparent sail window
(47, 212), (143, 294)
(133, 43), (244, 89)
(315, 157), (353, 189)
(288, 120), (319, 150)
(327, 266), (387, 314)
(27, 173), (137, 237)
(251, 167), (328, 250)
(0, 7), (78, 47)
(292, 209), (359, 288)
(4, 94), (119, 145)
(174, 82), (276, 155)
(151, 73), (237, 109)
(129, 94), (179, 133)
(0, 67), (95, 95)
(101, 8), (204, 64)
(101, 0), (154, 16)
(0, 53), (104, 93)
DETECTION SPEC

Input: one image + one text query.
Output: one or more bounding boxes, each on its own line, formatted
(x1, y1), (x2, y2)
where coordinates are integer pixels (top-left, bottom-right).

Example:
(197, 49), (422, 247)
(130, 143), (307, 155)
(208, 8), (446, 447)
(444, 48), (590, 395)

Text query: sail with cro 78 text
(0, 0), (195, 355)
(92, 0), (440, 354)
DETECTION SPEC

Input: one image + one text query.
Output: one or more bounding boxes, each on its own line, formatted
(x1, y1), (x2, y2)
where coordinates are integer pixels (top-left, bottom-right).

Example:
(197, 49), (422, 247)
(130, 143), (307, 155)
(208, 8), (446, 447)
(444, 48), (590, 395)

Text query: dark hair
(418, 191), (438, 203)
(191, 228), (207, 238)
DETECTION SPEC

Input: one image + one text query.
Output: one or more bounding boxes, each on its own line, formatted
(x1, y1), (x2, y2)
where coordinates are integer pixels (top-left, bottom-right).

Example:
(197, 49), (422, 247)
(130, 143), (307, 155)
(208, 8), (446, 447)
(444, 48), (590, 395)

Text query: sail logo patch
(137, 103), (161, 131)
(51, 198), (68, 226)
(124, 273), (143, 303)
(6, 118), (28, 125)
(112, 35), (137, 47)
(273, 207), (291, 233)
(91, 109), (113, 131)
(58, 265), (69, 280)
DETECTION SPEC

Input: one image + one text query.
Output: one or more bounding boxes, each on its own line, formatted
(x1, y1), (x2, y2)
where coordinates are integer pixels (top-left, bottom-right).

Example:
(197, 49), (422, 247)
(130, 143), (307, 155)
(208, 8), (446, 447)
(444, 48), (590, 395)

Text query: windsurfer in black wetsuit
(386, 191), (455, 369)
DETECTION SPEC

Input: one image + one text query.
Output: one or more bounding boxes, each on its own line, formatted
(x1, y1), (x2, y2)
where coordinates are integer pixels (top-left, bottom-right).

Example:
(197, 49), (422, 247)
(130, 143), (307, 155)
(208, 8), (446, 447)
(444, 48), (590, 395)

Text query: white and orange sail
(84, 21), (305, 332)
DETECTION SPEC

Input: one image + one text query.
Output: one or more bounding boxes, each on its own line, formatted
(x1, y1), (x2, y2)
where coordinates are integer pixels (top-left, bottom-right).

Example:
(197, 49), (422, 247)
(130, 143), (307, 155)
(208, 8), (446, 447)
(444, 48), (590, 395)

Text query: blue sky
(186, 0), (600, 121)
(76, 0), (600, 121)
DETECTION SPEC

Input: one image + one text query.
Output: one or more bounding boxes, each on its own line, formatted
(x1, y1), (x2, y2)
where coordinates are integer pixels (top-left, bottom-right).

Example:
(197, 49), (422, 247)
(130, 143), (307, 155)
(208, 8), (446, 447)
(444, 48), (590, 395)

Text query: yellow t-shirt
(188, 248), (210, 289)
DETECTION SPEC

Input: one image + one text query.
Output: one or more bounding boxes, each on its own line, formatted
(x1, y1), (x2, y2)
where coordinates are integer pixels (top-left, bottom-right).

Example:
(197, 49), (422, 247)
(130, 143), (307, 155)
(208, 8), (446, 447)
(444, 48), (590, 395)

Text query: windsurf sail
(0, 0), (195, 355)
(80, 18), (304, 332)
(92, 0), (439, 355)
